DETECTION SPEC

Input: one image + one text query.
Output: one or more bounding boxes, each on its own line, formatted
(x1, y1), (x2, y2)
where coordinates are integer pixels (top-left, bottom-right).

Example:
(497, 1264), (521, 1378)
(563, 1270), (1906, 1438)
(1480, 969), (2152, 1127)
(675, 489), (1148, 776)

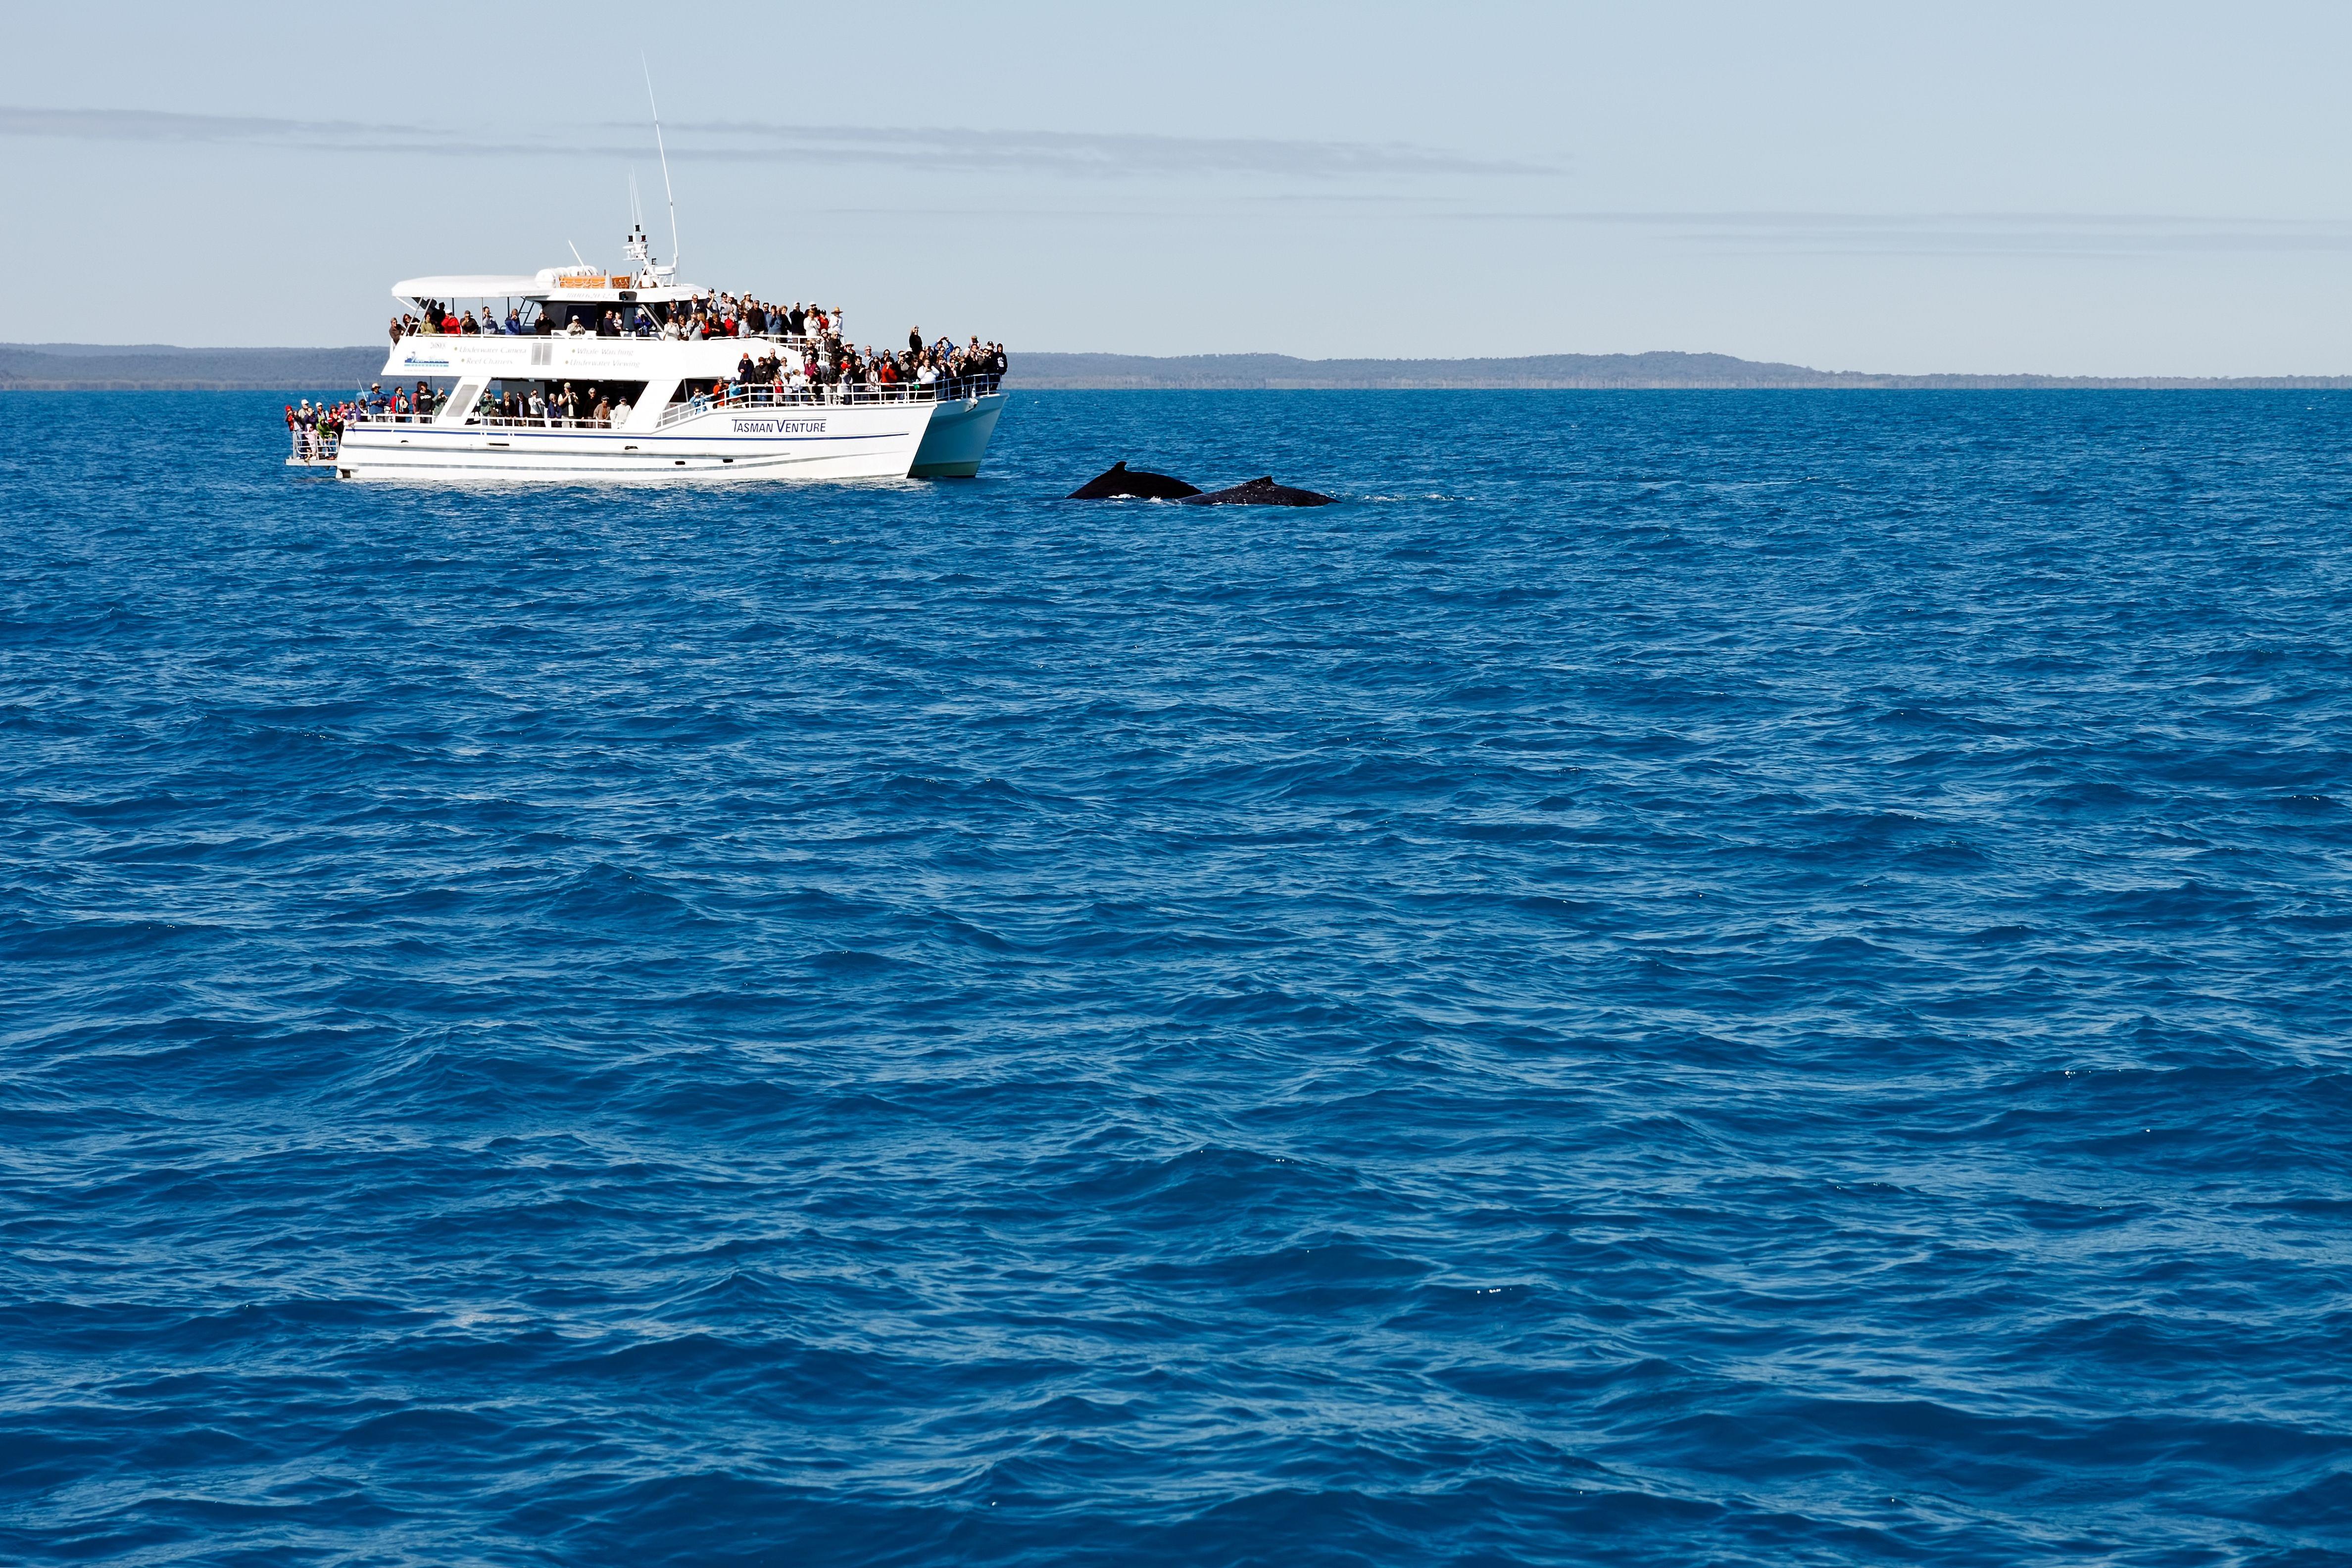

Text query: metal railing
(333, 371), (1001, 436)
(655, 375), (1003, 429)
(477, 415), (621, 429)
(289, 428), (341, 462)
(395, 325), (831, 346)
(346, 410), (621, 430)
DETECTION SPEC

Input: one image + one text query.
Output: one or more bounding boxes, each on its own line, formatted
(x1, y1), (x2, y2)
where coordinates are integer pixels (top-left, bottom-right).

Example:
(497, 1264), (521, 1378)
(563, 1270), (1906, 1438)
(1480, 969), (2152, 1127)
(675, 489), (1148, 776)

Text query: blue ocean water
(2, 388), (2350, 1567)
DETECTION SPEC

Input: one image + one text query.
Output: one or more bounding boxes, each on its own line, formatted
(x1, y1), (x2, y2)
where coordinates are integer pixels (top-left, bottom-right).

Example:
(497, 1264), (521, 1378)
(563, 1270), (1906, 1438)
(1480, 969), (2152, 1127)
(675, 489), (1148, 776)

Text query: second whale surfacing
(1067, 461), (1201, 500)
(1181, 476), (1334, 507)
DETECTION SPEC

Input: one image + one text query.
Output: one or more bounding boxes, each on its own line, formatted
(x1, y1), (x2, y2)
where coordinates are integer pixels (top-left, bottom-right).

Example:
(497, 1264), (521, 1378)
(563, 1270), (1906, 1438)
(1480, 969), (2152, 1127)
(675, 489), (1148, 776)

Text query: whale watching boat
(304, 222), (1006, 483)
(297, 88), (1006, 484)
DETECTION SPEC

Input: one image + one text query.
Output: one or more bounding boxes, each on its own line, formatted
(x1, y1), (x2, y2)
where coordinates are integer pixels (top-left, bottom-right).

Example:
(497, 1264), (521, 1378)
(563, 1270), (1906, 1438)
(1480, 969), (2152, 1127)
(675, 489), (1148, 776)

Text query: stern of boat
(909, 392), (1006, 479)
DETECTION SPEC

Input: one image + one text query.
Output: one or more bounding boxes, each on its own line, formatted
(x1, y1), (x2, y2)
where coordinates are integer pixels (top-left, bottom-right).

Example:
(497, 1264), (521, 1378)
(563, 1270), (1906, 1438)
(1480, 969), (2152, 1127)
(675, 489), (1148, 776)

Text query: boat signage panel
(399, 339), (531, 372)
(731, 419), (827, 434)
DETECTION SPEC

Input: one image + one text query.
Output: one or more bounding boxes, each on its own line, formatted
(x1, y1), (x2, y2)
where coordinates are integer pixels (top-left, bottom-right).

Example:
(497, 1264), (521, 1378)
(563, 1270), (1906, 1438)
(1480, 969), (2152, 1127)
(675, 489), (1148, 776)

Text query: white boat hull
(908, 394), (1004, 479)
(332, 392), (1004, 483)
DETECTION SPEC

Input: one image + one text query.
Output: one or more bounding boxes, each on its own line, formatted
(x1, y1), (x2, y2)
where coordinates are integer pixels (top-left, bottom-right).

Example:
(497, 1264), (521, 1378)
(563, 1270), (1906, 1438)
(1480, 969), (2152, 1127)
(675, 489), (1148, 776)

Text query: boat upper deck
(376, 226), (1007, 416)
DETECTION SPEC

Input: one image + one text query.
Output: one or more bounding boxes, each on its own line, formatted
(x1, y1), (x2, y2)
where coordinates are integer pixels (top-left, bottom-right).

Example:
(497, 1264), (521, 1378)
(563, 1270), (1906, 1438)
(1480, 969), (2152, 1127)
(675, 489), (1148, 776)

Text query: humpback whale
(1180, 476), (1334, 507)
(1067, 461), (1201, 500)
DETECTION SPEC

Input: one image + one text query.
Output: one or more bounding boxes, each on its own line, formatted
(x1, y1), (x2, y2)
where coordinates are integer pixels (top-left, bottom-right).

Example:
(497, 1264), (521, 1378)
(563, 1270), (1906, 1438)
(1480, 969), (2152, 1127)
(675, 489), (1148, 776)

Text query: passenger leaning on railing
(285, 397), (354, 458)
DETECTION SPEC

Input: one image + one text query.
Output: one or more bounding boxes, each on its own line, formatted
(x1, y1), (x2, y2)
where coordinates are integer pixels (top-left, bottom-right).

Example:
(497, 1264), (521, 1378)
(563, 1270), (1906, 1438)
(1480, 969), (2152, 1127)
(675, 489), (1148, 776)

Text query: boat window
(474, 379), (649, 428)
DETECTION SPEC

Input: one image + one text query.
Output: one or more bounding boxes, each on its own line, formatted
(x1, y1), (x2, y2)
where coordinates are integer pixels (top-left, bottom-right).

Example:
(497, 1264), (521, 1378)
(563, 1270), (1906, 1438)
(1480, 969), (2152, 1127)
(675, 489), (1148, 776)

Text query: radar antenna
(642, 59), (681, 278)
(624, 173), (653, 280)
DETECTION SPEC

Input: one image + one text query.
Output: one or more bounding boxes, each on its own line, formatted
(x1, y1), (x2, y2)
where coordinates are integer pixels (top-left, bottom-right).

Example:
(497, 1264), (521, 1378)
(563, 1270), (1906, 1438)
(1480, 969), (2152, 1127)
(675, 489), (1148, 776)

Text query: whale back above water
(1181, 476), (1334, 507)
(1067, 461), (1202, 500)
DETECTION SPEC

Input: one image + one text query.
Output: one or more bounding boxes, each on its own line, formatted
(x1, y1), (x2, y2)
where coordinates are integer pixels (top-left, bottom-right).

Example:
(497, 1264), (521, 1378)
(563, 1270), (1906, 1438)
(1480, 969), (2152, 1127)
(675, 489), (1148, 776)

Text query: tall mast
(643, 60), (680, 275)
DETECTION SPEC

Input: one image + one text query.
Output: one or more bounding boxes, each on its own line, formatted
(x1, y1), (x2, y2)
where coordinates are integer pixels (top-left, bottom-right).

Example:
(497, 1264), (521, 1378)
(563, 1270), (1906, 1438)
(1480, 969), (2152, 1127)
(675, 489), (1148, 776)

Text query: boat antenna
(642, 57), (680, 273)
(623, 172), (655, 281)
(568, 240), (587, 267)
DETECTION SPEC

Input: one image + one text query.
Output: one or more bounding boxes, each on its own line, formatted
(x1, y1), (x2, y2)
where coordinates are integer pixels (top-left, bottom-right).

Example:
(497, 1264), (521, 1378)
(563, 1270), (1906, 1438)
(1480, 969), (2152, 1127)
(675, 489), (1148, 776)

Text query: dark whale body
(1181, 476), (1334, 508)
(1068, 461), (1201, 500)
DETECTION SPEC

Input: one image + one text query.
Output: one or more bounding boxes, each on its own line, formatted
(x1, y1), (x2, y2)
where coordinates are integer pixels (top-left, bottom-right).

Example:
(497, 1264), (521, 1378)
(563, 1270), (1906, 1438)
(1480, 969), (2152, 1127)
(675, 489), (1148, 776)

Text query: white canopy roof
(391, 273), (558, 301)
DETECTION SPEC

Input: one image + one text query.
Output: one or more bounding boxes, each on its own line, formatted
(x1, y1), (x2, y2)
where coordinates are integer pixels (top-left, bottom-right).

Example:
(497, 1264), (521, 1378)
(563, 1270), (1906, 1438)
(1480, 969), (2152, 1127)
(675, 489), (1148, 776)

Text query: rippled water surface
(4, 389), (2351, 1566)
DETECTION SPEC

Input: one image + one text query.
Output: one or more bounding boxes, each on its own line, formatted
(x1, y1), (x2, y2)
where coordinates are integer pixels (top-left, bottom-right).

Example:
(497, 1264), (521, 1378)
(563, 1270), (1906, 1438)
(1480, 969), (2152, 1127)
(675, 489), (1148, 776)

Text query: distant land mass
(0, 343), (387, 392)
(3, 343), (2349, 392)
(1009, 351), (2352, 391)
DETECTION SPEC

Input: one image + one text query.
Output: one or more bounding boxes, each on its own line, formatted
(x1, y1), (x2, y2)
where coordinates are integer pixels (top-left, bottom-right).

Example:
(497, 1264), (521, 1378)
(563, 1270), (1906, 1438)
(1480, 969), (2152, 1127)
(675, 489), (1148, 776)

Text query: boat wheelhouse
(316, 232), (1005, 484)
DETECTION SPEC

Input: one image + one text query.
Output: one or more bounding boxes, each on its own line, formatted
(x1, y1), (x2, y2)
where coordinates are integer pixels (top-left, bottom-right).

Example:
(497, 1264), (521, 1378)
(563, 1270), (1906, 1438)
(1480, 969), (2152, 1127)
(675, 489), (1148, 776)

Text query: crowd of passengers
(366, 294), (1005, 423)
(391, 294), (852, 343)
(283, 396), (353, 457)
(327, 379), (628, 425)
(347, 328), (1004, 432)
(686, 331), (1011, 407)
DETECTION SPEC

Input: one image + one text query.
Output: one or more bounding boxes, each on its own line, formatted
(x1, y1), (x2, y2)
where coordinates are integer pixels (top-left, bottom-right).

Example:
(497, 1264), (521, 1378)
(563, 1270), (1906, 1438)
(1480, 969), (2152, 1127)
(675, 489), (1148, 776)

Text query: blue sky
(5, 1), (2348, 373)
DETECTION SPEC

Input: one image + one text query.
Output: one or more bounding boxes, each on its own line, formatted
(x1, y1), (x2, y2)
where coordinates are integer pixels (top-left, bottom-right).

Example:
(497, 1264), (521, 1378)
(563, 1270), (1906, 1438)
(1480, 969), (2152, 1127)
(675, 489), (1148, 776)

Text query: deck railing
(289, 428), (341, 461)
(347, 409), (620, 429)
(396, 327), (831, 347)
(337, 373), (1002, 434)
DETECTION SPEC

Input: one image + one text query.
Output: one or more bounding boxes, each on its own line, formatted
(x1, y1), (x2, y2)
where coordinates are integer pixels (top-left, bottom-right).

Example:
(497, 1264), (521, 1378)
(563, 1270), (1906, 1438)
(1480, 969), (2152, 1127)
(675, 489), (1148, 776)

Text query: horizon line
(3, 342), (2350, 386)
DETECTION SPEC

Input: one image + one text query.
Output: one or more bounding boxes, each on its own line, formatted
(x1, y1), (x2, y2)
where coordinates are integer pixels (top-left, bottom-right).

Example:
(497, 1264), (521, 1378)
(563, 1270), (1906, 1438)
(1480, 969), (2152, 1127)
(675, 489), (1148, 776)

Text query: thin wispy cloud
(0, 105), (455, 152)
(1447, 209), (2352, 256)
(0, 104), (1540, 180)
(657, 120), (1541, 177)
